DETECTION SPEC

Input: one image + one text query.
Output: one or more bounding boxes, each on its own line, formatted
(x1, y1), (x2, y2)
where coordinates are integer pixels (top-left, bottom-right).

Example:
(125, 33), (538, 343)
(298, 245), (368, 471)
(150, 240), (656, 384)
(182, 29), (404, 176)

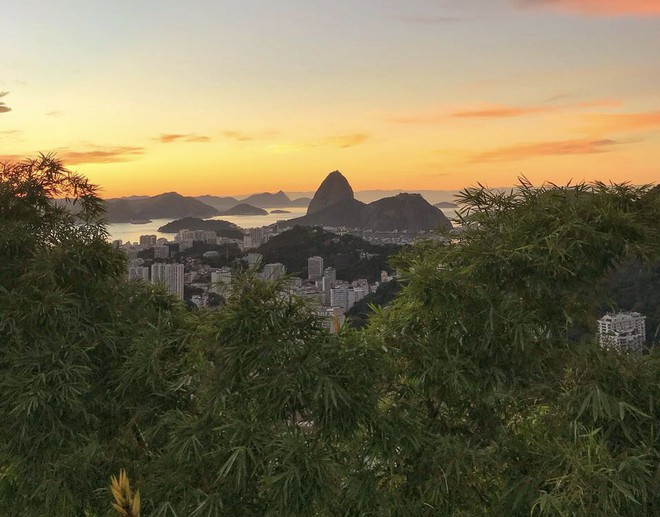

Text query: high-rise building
(128, 266), (150, 281)
(349, 287), (366, 308)
(151, 263), (185, 299)
(318, 306), (345, 334)
(154, 245), (169, 259)
(175, 230), (196, 242)
(244, 253), (263, 268)
(308, 256), (324, 281)
(322, 267), (336, 304)
(210, 267), (232, 295)
(139, 234), (157, 246)
(598, 312), (646, 353)
(262, 262), (286, 282)
(194, 230), (217, 243)
(330, 286), (349, 311)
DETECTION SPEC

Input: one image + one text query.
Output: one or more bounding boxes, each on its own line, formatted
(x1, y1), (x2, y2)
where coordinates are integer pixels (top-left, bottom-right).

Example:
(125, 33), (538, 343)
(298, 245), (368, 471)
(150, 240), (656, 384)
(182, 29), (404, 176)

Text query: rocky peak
(307, 170), (355, 214)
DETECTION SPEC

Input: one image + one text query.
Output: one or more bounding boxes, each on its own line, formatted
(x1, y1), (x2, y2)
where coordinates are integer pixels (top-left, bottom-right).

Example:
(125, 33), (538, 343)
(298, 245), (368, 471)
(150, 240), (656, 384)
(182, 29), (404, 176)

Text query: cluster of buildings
(597, 311), (647, 353)
(119, 228), (393, 333)
(119, 229), (653, 344)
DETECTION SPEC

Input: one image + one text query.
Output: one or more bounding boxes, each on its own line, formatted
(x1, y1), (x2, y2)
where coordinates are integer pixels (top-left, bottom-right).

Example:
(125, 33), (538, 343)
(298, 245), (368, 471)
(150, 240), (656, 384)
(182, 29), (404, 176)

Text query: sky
(1, 0), (659, 197)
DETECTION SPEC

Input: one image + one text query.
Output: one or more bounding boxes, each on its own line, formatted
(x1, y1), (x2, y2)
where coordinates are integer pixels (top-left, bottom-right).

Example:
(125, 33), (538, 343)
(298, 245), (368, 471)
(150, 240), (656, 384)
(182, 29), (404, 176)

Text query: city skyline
(2, 0), (659, 197)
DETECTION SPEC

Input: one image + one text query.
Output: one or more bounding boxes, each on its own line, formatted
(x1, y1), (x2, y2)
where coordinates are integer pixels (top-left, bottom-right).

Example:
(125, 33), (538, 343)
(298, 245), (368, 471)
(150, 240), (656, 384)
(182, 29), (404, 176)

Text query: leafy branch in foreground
(111, 470), (141, 517)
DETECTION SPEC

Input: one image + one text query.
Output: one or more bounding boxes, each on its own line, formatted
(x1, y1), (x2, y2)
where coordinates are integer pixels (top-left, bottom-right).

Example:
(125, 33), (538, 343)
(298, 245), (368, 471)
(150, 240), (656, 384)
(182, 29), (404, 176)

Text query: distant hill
(104, 192), (219, 223)
(241, 191), (291, 208)
(157, 217), (244, 239)
(365, 193), (452, 231)
(291, 199), (368, 228)
(270, 209), (291, 214)
(287, 171), (452, 231)
(434, 201), (457, 208)
(196, 195), (240, 211)
(289, 197), (311, 207)
(256, 226), (401, 283)
(221, 203), (268, 216)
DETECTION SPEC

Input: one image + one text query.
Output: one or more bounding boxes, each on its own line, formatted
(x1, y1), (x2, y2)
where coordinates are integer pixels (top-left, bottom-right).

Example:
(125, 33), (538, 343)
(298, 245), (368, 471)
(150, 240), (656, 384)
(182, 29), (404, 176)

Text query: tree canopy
(1, 157), (658, 516)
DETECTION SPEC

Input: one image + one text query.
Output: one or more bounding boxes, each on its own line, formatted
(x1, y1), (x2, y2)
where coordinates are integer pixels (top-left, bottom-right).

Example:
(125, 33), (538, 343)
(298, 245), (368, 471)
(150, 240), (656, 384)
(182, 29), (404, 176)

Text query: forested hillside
(257, 225), (401, 282)
(1, 156), (659, 516)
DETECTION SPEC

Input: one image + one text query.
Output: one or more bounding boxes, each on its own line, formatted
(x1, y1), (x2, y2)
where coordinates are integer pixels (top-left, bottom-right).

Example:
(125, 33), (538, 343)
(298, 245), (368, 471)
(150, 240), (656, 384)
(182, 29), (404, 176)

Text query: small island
(270, 209), (291, 214)
(434, 201), (457, 208)
(157, 217), (244, 239)
(129, 219), (152, 224)
(221, 203), (268, 216)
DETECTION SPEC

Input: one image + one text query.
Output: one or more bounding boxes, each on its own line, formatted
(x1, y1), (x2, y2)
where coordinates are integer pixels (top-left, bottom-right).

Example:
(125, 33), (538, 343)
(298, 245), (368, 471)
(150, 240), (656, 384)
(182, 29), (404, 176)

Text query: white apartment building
(128, 266), (150, 281)
(598, 311), (646, 353)
(175, 229), (196, 242)
(330, 286), (349, 311)
(210, 267), (232, 295)
(317, 306), (345, 334)
(308, 256), (324, 281)
(331, 286), (367, 312)
(151, 263), (184, 299)
(262, 262), (286, 281)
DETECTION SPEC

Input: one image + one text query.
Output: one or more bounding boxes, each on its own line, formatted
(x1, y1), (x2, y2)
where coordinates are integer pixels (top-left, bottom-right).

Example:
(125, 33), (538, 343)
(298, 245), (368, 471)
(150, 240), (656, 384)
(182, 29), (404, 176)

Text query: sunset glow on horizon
(2, 0), (659, 198)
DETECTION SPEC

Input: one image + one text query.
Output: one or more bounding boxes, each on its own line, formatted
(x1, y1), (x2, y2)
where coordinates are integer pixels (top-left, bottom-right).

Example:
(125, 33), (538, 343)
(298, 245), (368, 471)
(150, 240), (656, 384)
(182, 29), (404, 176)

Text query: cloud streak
(471, 138), (625, 162)
(516, 0), (660, 16)
(56, 146), (145, 165)
(322, 133), (370, 148)
(581, 110), (660, 134)
(397, 15), (475, 24)
(156, 133), (211, 143)
(221, 130), (255, 142)
(388, 99), (620, 124)
(0, 154), (24, 163)
(267, 133), (371, 153)
(0, 91), (11, 114)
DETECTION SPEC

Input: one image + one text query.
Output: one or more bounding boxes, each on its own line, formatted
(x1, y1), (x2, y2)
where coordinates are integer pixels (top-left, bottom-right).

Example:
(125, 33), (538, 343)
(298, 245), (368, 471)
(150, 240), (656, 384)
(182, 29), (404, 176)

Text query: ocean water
(106, 206), (308, 244)
(106, 207), (459, 244)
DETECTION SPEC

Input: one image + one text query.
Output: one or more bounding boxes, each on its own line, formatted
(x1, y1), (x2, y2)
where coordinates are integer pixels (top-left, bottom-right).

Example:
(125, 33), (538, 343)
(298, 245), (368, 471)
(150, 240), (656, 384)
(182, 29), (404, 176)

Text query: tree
(361, 180), (660, 515)
(0, 155), (192, 515)
(2, 158), (659, 516)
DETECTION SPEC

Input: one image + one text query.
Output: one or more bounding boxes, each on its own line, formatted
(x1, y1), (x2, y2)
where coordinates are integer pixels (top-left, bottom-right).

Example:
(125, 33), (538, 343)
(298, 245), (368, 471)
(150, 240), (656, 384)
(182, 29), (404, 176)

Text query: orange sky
(1, 0), (659, 197)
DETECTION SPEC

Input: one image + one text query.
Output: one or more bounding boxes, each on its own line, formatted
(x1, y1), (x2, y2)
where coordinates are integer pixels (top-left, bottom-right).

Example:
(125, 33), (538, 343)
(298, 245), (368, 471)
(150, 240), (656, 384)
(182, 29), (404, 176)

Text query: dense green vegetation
(345, 279), (401, 328)
(1, 156), (659, 516)
(257, 225), (400, 282)
(604, 259), (660, 343)
(157, 217), (244, 239)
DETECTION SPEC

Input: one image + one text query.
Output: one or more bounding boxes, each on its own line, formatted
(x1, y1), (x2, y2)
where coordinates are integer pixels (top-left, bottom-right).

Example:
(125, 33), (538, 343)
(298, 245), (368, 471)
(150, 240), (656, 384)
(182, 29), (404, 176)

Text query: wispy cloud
(452, 105), (553, 119)
(471, 138), (626, 163)
(46, 111), (62, 117)
(397, 15), (474, 24)
(221, 130), (255, 142)
(388, 99), (620, 124)
(56, 146), (145, 165)
(322, 133), (370, 148)
(156, 133), (211, 143)
(0, 91), (11, 114)
(515, 0), (660, 16)
(580, 110), (660, 134)
(0, 154), (24, 163)
(267, 133), (371, 153)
